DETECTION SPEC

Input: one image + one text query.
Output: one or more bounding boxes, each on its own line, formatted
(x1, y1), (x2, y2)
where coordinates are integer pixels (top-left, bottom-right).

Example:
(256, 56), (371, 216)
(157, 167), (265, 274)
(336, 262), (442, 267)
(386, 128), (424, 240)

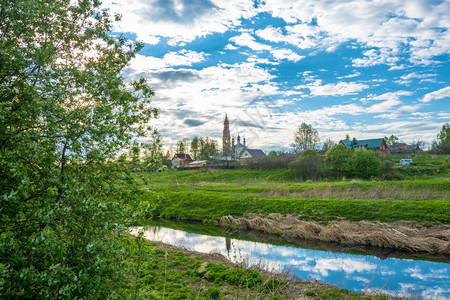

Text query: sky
(105, 0), (450, 152)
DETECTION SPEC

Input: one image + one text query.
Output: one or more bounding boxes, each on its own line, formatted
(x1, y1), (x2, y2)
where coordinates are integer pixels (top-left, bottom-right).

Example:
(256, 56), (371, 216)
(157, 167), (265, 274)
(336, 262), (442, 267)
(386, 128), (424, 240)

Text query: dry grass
(261, 185), (449, 200)
(220, 215), (450, 255)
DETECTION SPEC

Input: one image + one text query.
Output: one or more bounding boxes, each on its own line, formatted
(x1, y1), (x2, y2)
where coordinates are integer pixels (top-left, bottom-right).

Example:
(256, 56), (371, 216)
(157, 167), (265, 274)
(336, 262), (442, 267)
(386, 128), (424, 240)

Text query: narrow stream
(131, 224), (450, 300)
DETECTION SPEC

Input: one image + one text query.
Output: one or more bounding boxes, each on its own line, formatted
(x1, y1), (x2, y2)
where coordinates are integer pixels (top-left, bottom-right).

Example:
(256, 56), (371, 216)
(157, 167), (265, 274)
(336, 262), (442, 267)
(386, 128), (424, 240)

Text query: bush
(325, 144), (351, 176)
(345, 149), (383, 179)
(288, 150), (329, 180)
(241, 153), (297, 170)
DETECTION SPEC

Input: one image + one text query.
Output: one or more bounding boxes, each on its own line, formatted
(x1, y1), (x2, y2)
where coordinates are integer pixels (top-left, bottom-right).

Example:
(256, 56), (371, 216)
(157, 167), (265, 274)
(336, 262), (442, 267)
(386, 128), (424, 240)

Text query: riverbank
(129, 234), (401, 299)
(139, 169), (450, 255)
(219, 214), (450, 254)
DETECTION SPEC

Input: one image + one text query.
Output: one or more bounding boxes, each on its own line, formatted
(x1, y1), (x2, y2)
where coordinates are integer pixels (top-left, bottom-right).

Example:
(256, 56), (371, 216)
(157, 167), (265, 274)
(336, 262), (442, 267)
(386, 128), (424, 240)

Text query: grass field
(139, 168), (450, 225)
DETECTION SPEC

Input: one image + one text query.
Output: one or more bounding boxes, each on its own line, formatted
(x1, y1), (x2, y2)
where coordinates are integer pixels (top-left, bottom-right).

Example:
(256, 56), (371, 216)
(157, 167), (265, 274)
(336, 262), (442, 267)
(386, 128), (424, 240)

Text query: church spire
(222, 114), (231, 156)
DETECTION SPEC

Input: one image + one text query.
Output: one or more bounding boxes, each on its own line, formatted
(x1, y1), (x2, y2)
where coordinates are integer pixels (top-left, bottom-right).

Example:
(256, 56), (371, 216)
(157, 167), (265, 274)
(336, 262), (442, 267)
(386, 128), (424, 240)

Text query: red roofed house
(340, 138), (388, 155)
(172, 153), (193, 168)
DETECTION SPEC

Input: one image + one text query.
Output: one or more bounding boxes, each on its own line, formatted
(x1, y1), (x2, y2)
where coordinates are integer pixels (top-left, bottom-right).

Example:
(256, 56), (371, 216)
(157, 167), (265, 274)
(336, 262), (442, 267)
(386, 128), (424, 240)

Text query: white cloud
(366, 99), (402, 113)
(229, 33), (272, 51)
(366, 91), (413, 101)
(337, 72), (361, 79)
(296, 80), (369, 96)
(421, 86), (450, 103)
(262, 0), (450, 66)
(224, 43), (238, 50)
(271, 49), (304, 62)
(352, 49), (399, 67)
(105, 0), (259, 45)
(126, 50), (207, 72)
(255, 26), (286, 43)
(302, 258), (377, 277)
(163, 49), (207, 66)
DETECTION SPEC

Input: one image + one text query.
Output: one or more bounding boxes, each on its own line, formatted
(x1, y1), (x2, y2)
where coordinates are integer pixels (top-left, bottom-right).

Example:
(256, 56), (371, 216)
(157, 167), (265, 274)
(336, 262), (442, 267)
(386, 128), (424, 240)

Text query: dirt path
(219, 213), (450, 255)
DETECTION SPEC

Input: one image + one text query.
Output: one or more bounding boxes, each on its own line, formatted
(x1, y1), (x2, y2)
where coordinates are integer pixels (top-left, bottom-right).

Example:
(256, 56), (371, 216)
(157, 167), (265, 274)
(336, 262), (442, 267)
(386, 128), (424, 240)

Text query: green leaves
(1, 0), (157, 297)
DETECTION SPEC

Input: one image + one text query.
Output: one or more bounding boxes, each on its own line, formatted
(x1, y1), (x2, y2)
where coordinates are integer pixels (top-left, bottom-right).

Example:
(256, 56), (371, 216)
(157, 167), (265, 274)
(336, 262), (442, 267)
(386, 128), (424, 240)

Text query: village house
(340, 138), (388, 154)
(240, 149), (266, 160)
(388, 143), (407, 152)
(171, 153), (193, 168)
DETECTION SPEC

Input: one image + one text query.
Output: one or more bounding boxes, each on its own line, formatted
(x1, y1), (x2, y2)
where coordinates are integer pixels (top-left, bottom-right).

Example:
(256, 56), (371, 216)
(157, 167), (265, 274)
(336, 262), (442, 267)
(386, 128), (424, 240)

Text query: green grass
(140, 169), (450, 225)
(122, 235), (399, 299)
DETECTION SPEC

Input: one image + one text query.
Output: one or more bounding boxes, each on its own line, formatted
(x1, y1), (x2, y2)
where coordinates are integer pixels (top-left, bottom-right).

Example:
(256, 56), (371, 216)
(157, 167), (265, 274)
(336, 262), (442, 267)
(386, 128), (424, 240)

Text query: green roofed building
(340, 138), (388, 154)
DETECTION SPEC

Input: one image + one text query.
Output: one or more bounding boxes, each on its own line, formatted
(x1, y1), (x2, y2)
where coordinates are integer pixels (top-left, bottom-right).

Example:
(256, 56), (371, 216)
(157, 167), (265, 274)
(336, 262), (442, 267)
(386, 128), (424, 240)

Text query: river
(131, 222), (450, 300)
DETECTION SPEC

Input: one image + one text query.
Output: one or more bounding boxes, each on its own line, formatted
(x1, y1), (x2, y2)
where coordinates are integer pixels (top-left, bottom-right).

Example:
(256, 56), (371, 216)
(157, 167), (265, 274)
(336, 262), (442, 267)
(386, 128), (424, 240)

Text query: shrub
(288, 150), (329, 180)
(325, 144), (351, 176)
(345, 149), (383, 179)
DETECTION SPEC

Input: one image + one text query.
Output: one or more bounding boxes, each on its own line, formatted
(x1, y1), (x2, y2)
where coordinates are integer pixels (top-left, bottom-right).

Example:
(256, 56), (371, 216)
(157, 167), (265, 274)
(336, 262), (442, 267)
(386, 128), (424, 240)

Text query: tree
(434, 123), (450, 154)
(438, 123), (450, 144)
(176, 139), (186, 153)
(288, 149), (326, 180)
(345, 149), (382, 179)
(321, 137), (335, 153)
(292, 123), (319, 154)
(191, 136), (200, 160)
(0, 1), (157, 297)
(198, 137), (219, 160)
(325, 144), (351, 176)
(384, 135), (399, 145)
(344, 134), (350, 140)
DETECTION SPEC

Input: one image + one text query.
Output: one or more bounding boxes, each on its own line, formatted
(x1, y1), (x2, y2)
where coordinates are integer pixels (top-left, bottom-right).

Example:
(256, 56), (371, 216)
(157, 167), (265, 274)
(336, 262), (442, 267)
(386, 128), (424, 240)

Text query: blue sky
(105, 0), (450, 151)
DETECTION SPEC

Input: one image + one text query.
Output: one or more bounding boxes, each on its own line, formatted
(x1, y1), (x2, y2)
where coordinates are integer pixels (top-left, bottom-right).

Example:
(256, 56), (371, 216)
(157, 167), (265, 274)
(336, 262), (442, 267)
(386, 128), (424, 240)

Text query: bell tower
(222, 114), (231, 156)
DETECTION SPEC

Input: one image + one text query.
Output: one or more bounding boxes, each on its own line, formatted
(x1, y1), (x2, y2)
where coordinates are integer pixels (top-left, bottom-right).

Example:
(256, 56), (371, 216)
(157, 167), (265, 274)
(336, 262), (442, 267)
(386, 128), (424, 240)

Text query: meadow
(140, 169), (450, 225)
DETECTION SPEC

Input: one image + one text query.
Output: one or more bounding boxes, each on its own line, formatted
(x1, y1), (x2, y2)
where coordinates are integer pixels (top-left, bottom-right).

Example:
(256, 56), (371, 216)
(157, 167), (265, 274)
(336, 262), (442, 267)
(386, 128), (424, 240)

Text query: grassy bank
(123, 234), (395, 299)
(140, 169), (450, 225)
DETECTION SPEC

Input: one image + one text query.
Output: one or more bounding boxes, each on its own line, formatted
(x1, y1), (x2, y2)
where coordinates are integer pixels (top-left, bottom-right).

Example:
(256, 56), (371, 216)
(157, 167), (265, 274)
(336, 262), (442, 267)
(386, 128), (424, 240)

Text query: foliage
(384, 135), (399, 145)
(199, 137), (219, 160)
(432, 123), (450, 154)
(321, 137), (336, 153)
(176, 139), (188, 154)
(190, 136), (200, 160)
(292, 123), (319, 154)
(242, 152), (297, 170)
(345, 149), (383, 179)
(288, 149), (329, 180)
(325, 144), (351, 176)
(0, 0), (157, 297)
(438, 123), (450, 144)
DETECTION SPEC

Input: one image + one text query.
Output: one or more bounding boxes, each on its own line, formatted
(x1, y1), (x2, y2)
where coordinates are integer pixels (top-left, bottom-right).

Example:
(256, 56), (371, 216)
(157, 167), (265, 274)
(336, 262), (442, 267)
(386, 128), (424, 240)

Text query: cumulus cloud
(229, 33), (272, 51)
(104, 0), (258, 45)
(271, 49), (305, 62)
(261, 0), (450, 65)
(126, 50), (207, 72)
(365, 91), (413, 101)
(296, 80), (369, 96)
(421, 86), (450, 103)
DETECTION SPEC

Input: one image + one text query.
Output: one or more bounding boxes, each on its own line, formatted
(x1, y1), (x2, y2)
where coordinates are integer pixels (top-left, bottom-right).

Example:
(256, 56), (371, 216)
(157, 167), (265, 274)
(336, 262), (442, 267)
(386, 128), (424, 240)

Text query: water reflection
(131, 226), (450, 300)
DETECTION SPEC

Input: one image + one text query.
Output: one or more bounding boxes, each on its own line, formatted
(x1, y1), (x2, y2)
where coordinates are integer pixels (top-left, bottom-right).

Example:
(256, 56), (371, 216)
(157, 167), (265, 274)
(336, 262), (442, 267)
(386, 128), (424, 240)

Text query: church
(222, 114), (265, 161)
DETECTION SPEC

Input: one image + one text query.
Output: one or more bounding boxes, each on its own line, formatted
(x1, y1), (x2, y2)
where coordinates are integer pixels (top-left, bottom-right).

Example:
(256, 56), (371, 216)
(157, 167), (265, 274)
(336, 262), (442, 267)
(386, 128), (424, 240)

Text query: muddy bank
(219, 213), (450, 255)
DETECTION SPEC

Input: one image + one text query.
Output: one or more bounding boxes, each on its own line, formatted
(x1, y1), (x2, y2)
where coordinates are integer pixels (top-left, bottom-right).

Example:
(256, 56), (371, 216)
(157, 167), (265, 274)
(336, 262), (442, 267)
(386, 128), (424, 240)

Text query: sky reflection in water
(132, 226), (450, 300)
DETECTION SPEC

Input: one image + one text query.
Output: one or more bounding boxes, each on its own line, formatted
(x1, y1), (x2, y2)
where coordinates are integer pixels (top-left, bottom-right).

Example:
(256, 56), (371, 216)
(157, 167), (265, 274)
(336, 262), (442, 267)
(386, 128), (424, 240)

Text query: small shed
(189, 160), (207, 168)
